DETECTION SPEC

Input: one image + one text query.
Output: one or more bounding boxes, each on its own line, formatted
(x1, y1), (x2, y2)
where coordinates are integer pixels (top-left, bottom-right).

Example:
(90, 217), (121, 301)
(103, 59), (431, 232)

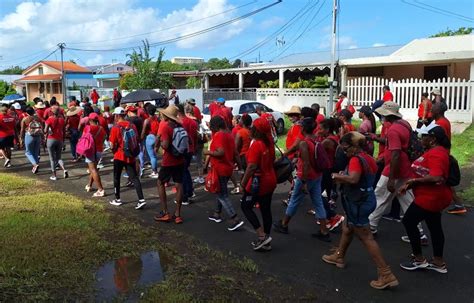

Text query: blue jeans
(24, 133), (41, 165)
(145, 134), (158, 172)
(215, 176), (236, 218)
(138, 142), (149, 170)
(69, 128), (80, 159)
(286, 177), (327, 220)
(182, 152), (194, 201)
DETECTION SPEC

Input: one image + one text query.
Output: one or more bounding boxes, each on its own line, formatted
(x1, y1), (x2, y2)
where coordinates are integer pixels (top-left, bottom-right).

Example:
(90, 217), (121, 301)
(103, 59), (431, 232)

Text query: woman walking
(141, 105), (160, 178)
(240, 117), (277, 251)
(66, 106), (81, 162)
(82, 113), (106, 197)
(322, 132), (398, 290)
(45, 107), (68, 181)
(358, 106), (376, 156)
(19, 107), (43, 173)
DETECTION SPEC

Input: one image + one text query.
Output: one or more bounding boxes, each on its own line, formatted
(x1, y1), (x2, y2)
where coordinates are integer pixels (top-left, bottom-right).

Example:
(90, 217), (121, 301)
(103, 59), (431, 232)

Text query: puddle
(95, 251), (165, 302)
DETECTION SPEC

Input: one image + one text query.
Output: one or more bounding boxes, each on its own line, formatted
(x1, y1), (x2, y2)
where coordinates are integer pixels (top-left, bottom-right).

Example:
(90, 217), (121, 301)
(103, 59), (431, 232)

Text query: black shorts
(159, 164), (184, 184)
(0, 136), (14, 149)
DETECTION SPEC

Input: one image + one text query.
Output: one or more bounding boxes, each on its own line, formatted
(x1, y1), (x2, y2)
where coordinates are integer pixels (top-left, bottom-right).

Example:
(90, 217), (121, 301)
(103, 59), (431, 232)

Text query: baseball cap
(89, 113), (99, 121)
(113, 107), (125, 115)
(216, 97), (225, 103)
(126, 105), (138, 112)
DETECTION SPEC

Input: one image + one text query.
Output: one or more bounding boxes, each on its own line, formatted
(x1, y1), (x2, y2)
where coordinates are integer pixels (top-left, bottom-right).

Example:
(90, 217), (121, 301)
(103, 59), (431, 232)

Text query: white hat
(12, 103), (21, 110)
(416, 121), (438, 135)
(112, 107), (125, 115)
(431, 88), (441, 95)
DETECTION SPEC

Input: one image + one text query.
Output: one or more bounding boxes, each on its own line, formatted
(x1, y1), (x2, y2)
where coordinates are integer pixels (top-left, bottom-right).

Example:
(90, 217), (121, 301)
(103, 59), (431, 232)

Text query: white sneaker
(230, 187), (241, 195)
(193, 177), (200, 183)
(198, 177), (205, 184)
(135, 200), (146, 210)
(63, 170), (69, 179)
(85, 185), (92, 192)
(97, 163), (104, 169)
(149, 172), (159, 179)
(93, 190), (105, 197)
(109, 199), (122, 206)
(49, 176), (57, 181)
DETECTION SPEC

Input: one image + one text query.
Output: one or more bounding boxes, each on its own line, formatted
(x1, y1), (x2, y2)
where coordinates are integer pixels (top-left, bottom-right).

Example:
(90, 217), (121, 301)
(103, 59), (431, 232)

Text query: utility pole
(58, 43), (66, 104)
(327, 0), (338, 116)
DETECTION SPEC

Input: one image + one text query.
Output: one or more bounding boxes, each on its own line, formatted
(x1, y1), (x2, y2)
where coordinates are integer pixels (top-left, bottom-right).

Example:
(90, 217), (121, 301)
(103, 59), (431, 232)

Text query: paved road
(2, 147), (474, 303)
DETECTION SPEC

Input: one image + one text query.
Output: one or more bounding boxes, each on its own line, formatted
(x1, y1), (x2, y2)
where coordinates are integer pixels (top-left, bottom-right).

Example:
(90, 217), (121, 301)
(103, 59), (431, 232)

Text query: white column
(470, 62), (474, 122)
(278, 69), (285, 89)
(50, 82), (53, 100)
(25, 82), (29, 102)
(204, 74), (209, 91)
(238, 73), (244, 91)
(340, 66), (348, 92)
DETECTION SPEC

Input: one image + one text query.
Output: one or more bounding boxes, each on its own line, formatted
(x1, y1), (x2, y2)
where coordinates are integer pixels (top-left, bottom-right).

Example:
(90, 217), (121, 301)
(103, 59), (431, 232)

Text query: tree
(232, 59), (242, 68)
(121, 39), (174, 90)
(206, 58), (232, 70)
(430, 27), (473, 37)
(0, 66), (23, 75)
(0, 80), (17, 100)
(185, 77), (201, 89)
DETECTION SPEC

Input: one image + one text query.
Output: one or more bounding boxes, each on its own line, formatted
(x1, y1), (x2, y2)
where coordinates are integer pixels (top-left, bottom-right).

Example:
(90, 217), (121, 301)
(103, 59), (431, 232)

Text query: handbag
(273, 145), (294, 184)
(205, 167), (220, 193)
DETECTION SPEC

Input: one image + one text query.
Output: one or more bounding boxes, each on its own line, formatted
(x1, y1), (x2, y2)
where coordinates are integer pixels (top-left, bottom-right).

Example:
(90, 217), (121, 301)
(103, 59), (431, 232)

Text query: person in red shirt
(324, 131), (399, 290)
(211, 98), (233, 129)
(186, 98), (202, 122)
(431, 102), (451, 141)
(90, 89), (100, 105)
(312, 103), (326, 125)
(82, 113), (107, 197)
(44, 106), (67, 181)
(137, 102), (149, 120)
(369, 102), (425, 239)
(382, 85), (394, 102)
(66, 106), (82, 161)
(43, 99), (65, 119)
(154, 106), (185, 224)
(338, 109), (355, 136)
(0, 106), (16, 167)
(235, 114), (252, 169)
(179, 104), (198, 205)
(283, 105), (303, 160)
(416, 92), (433, 129)
(141, 105), (160, 178)
(205, 115), (244, 231)
(399, 125), (452, 274)
(109, 107), (146, 209)
(231, 115), (242, 138)
(256, 105), (277, 142)
(34, 101), (46, 121)
(240, 117), (277, 251)
(273, 117), (330, 242)
(208, 100), (220, 117)
(19, 106), (43, 173)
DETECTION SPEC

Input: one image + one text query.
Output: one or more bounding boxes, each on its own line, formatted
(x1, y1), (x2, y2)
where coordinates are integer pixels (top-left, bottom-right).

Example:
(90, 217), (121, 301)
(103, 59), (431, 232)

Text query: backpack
(446, 155), (461, 187)
(395, 121), (424, 162)
(170, 126), (189, 157)
(310, 139), (331, 171)
(76, 126), (102, 159)
(28, 118), (43, 137)
(119, 125), (140, 158)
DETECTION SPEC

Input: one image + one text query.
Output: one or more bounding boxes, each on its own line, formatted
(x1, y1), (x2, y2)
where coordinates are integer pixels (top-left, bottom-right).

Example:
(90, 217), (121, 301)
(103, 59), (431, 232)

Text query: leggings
(241, 192), (273, 234)
(47, 139), (64, 172)
(403, 203), (445, 258)
(113, 159), (144, 201)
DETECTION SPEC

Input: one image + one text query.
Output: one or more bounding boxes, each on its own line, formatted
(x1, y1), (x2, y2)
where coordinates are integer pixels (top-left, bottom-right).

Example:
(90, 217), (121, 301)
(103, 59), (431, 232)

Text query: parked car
(201, 100), (285, 135)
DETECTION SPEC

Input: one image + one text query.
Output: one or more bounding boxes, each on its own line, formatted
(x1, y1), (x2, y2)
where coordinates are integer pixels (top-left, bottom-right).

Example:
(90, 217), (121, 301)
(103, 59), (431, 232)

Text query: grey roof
(268, 45), (402, 66)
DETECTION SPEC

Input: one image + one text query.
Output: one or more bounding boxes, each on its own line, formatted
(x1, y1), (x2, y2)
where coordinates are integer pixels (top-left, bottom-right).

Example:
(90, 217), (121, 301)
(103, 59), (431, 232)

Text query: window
(38, 67), (43, 75)
(53, 83), (60, 94)
(117, 67), (124, 71)
(239, 103), (255, 114)
(424, 66), (448, 81)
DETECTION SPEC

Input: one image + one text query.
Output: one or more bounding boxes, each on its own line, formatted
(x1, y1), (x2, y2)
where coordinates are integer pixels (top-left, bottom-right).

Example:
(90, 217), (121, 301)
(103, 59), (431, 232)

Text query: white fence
(347, 77), (474, 123)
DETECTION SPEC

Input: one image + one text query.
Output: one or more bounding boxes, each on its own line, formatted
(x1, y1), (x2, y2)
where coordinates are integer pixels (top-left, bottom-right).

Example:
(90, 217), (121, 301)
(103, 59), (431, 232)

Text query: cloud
(372, 43), (386, 47)
(85, 54), (104, 66)
(260, 16), (285, 29)
(0, 0), (249, 66)
(318, 35), (358, 49)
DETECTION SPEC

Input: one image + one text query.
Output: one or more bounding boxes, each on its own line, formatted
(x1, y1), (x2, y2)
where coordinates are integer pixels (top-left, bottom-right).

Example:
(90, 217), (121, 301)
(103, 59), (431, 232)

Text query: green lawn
(450, 125), (474, 167)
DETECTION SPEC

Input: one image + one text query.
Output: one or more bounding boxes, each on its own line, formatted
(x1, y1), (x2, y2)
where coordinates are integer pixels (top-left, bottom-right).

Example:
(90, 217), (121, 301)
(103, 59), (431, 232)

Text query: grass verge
(451, 124), (474, 167)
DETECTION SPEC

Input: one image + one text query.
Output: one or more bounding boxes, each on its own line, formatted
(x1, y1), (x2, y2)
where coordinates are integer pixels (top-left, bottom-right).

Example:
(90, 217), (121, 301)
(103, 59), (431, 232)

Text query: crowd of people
(0, 87), (464, 289)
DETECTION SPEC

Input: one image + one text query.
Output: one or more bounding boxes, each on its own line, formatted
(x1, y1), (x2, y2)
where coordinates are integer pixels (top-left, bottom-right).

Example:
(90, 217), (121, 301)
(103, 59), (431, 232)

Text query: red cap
(126, 106), (138, 112)
(89, 113), (99, 121)
(253, 117), (271, 134)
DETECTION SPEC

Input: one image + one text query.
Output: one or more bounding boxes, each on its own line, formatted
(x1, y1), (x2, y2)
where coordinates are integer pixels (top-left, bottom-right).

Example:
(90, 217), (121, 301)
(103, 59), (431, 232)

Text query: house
(17, 61), (95, 103)
(171, 57), (204, 65)
(87, 63), (133, 88)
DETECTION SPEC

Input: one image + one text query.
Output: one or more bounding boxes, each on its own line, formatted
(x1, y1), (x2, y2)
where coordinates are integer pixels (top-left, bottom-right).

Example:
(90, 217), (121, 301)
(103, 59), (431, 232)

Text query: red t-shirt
(90, 91), (99, 104)
(193, 106), (202, 121)
(411, 146), (452, 212)
(382, 120), (412, 179)
(137, 108), (149, 120)
(296, 138), (322, 180)
(417, 100), (433, 119)
(286, 123), (304, 158)
(232, 124), (242, 138)
(435, 117), (451, 141)
(245, 140), (277, 195)
(0, 113), (15, 137)
(209, 102), (220, 116)
(348, 152), (378, 174)
(214, 106), (233, 129)
(98, 115), (108, 132)
(84, 125), (106, 152)
(335, 98), (343, 113)
(316, 114), (325, 124)
(44, 107), (65, 118)
(321, 134), (339, 168)
(181, 116), (198, 154)
(109, 121), (138, 164)
(103, 112), (114, 125)
(377, 121), (392, 160)
(45, 116), (65, 140)
(146, 116), (160, 136)
(383, 91), (394, 102)
(158, 121), (184, 167)
(343, 123), (356, 133)
(66, 115), (80, 130)
(237, 127), (251, 156)
(210, 131), (235, 177)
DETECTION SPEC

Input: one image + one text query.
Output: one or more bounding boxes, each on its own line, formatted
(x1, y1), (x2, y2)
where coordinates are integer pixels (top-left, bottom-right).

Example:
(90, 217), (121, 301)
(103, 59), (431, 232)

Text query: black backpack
(394, 121), (424, 162)
(446, 155), (461, 187)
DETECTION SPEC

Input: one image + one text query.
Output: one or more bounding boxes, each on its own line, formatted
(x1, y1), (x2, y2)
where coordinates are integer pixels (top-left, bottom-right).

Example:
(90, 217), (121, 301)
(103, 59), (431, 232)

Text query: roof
(86, 63), (131, 73)
(23, 61), (91, 75)
(392, 35), (474, 56)
(17, 74), (62, 82)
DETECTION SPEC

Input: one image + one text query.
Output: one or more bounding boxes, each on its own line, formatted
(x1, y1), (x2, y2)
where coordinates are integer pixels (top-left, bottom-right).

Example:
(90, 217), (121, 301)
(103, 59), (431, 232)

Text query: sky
(0, 0), (473, 69)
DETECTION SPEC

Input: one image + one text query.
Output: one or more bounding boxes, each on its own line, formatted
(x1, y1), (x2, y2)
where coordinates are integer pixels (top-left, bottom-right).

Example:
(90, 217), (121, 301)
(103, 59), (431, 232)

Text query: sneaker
(194, 176), (205, 184)
(97, 163), (104, 169)
(282, 199), (289, 207)
(125, 181), (134, 187)
(123, 173), (129, 178)
(173, 215), (183, 224)
(193, 177), (200, 183)
(230, 187), (241, 195)
(190, 192), (197, 199)
(109, 199), (122, 206)
(427, 261), (448, 274)
(63, 170), (69, 179)
(227, 219), (244, 231)
(447, 204), (467, 214)
(273, 221), (289, 234)
(312, 230), (331, 242)
(103, 146), (111, 152)
(251, 241), (272, 251)
(253, 235), (272, 251)
(32, 165), (39, 174)
(307, 209), (316, 215)
(139, 168), (145, 178)
(93, 190), (105, 197)
(4, 159), (11, 168)
(400, 258), (429, 271)
(135, 200), (146, 210)
(174, 200), (190, 206)
(326, 215), (345, 231)
(149, 172), (159, 179)
(49, 176), (57, 181)
(401, 234), (429, 246)
(208, 214), (223, 223)
(154, 211), (172, 222)
(85, 184), (92, 192)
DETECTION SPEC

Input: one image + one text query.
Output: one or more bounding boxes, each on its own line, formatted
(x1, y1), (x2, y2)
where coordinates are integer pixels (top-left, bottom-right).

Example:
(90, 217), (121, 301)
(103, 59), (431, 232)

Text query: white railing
(347, 77), (474, 123)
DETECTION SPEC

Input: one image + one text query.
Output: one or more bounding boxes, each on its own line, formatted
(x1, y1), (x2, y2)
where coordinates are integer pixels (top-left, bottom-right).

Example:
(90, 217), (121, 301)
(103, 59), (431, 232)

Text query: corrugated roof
(17, 74), (61, 82)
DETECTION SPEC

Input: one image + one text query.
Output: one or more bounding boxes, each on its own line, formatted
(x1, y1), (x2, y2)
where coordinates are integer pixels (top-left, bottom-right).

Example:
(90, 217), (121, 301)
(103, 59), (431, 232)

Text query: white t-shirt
(341, 97), (350, 109)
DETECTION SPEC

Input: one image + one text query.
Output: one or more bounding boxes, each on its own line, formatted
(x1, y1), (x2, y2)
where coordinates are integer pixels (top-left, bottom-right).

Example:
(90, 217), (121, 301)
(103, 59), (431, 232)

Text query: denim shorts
(85, 152), (102, 163)
(342, 192), (376, 227)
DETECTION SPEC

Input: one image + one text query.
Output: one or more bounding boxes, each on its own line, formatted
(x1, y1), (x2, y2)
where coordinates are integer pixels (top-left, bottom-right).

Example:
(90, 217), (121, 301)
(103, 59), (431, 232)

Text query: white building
(171, 57), (205, 65)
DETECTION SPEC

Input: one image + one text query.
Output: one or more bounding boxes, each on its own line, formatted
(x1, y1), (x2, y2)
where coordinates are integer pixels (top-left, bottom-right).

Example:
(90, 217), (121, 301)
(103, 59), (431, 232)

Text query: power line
(1, 47), (59, 69)
(401, 0), (474, 22)
(66, 0), (283, 53)
(0, 47), (58, 68)
(67, 0), (259, 46)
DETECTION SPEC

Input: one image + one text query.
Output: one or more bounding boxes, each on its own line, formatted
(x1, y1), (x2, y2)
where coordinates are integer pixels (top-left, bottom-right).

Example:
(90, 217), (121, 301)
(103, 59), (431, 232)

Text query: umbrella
(1, 93), (26, 104)
(120, 89), (165, 104)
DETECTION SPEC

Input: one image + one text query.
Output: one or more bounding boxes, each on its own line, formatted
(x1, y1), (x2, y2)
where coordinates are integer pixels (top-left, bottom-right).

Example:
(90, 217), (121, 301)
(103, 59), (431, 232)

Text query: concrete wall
(256, 88), (335, 114)
(26, 64), (58, 76)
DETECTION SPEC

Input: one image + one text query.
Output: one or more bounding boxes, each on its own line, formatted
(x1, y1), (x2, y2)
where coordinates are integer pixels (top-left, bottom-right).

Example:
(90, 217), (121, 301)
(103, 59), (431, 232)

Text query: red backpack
(309, 138), (331, 171)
